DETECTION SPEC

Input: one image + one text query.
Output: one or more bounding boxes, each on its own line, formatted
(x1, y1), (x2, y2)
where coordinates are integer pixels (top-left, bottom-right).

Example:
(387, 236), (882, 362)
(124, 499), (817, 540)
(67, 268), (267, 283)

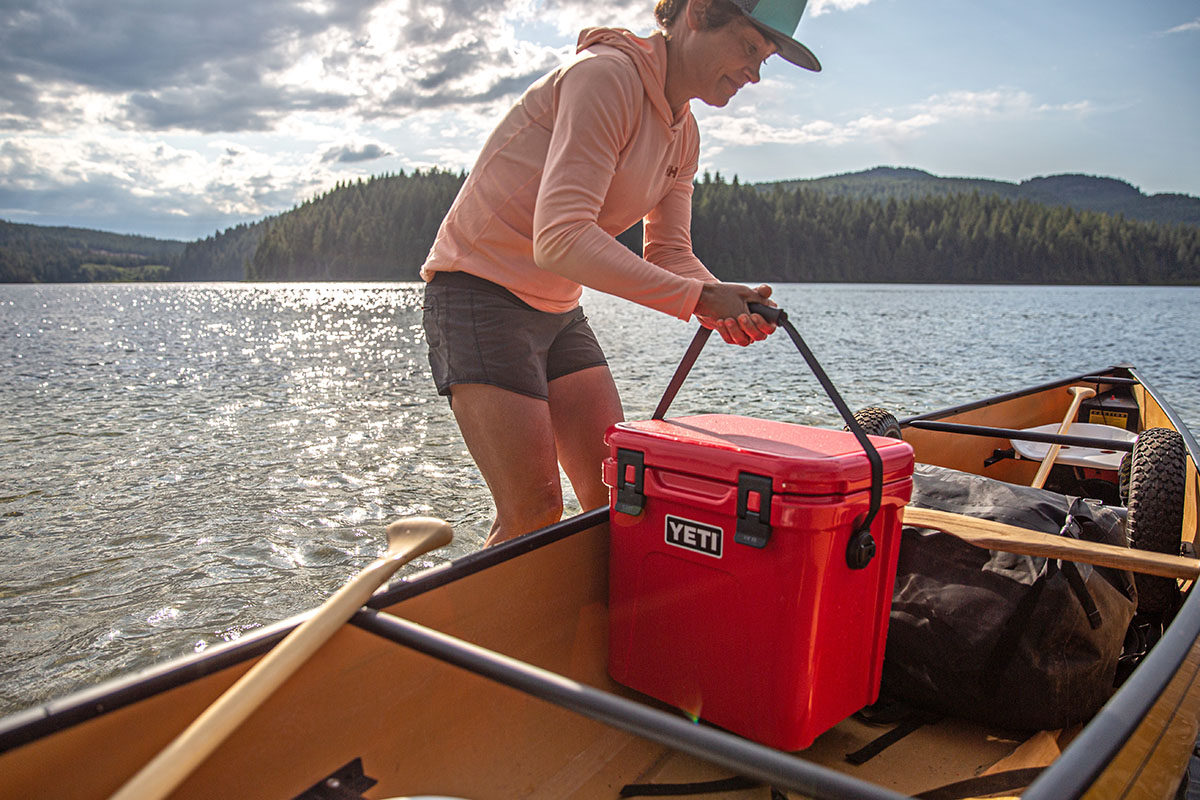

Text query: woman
(421, 0), (821, 546)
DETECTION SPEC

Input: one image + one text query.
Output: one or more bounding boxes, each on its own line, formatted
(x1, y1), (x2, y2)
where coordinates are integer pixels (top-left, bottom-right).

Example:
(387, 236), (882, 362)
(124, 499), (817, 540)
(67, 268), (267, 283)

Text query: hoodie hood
(576, 27), (679, 126)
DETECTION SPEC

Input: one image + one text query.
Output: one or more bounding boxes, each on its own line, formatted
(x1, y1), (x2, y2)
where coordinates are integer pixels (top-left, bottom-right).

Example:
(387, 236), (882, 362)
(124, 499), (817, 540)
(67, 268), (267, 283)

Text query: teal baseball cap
(729, 0), (821, 72)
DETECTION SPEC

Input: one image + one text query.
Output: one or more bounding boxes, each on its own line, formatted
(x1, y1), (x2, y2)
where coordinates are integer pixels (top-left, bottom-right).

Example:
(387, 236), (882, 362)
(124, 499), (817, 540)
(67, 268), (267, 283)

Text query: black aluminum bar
(1080, 376), (1140, 386)
(906, 420), (1134, 452)
(351, 608), (908, 800)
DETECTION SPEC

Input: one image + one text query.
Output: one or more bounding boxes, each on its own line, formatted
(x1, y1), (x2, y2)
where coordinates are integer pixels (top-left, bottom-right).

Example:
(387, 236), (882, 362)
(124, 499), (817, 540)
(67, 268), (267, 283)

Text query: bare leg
(450, 383), (564, 547)
(548, 365), (624, 513)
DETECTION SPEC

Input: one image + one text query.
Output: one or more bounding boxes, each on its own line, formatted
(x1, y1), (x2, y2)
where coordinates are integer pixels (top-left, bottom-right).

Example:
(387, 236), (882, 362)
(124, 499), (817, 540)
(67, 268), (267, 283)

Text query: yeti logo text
(664, 515), (723, 558)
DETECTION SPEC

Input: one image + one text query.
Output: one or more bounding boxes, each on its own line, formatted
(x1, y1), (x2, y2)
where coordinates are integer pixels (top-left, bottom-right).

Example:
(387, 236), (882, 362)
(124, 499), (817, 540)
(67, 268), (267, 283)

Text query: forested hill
(0, 220), (187, 282)
(3, 166), (1199, 284)
(247, 169), (464, 280)
(766, 167), (1200, 228)
(168, 221), (266, 282)
(242, 169), (1199, 284)
(692, 176), (1197, 284)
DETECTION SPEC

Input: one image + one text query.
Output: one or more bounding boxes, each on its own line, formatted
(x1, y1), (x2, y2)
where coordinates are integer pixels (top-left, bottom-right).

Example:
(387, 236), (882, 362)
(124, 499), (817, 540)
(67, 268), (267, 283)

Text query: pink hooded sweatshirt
(419, 28), (715, 321)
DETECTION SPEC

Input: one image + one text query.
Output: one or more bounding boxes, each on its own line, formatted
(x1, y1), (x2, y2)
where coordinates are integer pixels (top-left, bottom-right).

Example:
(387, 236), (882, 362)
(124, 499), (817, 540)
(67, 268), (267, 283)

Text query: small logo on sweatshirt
(665, 165), (679, 178)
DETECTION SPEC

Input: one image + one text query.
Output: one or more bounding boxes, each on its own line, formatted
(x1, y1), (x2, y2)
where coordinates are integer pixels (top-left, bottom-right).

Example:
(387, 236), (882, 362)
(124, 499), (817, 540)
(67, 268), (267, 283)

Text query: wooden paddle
(109, 517), (453, 800)
(1030, 386), (1096, 489)
(904, 506), (1198, 580)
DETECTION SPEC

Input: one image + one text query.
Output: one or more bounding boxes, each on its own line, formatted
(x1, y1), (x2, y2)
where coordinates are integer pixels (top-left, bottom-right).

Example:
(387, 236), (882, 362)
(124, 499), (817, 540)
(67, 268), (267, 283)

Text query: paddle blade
(385, 516), (453, 562)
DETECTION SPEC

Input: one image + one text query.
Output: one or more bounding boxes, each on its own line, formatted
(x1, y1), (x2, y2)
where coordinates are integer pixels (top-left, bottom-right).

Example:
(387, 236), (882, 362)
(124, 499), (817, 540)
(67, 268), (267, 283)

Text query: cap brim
(744, 16), (821, 72)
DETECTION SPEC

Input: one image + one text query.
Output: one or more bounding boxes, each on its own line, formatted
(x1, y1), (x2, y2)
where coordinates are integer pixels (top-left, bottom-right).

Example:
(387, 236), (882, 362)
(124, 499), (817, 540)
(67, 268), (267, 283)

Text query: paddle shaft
(109, 518), (452, 800)
(904, 506), (1198, 580)
(1030, 386), (1096, 489)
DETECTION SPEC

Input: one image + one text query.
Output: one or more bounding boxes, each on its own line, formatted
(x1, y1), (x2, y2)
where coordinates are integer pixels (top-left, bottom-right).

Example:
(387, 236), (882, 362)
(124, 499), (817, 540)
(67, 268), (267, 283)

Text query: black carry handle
(651, 302), (883, 569)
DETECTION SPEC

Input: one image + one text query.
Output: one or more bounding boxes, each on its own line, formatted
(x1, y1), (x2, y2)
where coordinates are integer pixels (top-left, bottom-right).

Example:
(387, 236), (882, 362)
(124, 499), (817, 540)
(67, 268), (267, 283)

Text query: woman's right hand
(694, 282), (776, 346)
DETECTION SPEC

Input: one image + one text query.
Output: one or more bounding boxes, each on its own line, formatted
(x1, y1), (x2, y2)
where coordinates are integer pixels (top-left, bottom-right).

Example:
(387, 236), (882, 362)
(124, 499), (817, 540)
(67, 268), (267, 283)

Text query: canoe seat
(1011, 423), (1136, 471)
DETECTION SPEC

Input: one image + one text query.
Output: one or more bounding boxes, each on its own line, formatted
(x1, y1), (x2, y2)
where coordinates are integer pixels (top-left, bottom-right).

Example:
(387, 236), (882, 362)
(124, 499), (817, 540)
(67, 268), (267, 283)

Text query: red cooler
(604, 414), (915, 751)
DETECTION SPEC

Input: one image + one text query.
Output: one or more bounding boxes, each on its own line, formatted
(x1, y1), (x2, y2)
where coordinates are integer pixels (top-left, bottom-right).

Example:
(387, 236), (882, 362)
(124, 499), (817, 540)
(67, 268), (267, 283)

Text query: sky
(1, 0), (1197, 242)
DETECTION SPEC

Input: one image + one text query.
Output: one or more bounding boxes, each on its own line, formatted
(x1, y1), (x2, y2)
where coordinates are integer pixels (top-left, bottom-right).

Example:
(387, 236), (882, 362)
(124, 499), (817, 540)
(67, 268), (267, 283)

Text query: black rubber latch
(735, 472), (773, 548)
(846, 527), (876, 570)
(614, 448), (645, 516)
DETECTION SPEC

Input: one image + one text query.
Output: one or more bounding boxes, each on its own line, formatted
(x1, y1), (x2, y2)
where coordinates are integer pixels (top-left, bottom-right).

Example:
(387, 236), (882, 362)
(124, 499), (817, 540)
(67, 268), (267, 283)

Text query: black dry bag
(881, 464), (1137, 731)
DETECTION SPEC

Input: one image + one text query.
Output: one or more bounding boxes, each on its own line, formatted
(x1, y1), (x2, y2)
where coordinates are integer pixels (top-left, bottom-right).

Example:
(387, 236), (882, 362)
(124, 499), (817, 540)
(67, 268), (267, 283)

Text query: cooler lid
(606, 414), (914, 496)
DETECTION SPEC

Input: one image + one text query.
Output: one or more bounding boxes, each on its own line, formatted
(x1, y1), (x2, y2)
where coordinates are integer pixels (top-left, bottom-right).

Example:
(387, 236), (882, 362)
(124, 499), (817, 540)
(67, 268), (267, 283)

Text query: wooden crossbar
(903, 506), (1197, 580)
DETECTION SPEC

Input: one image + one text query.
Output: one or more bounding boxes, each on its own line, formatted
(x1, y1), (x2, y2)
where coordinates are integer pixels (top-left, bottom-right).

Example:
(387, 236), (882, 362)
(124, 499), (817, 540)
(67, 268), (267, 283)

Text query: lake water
(1, 281), (1198, 715)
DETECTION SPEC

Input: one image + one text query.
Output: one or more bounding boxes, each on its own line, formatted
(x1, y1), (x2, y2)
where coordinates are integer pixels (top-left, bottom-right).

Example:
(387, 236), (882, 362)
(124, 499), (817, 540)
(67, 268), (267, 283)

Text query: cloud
(321, 141), (393, 163)
(364, 4), (566, 116)
(123, 83), (355, 133)
(917, 89), (1095, 120)
(1163, 17), (1200, 35)
(1, 1), (374, 92)
(697, 88), (1093, 148)
(0, 0), (569, 134)
(0, 0), (376, 133)
(0, 132), (325, 238)
(540, 0), (651, 34)
(809, 0), (876, 17)
(382, 70), (550, 112)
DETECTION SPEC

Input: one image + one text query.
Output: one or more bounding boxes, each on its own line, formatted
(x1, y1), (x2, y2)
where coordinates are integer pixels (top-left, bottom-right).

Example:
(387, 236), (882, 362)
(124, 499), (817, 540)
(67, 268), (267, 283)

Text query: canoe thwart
(906, 420), (1135, 453)
(902, 506), (1198, 580)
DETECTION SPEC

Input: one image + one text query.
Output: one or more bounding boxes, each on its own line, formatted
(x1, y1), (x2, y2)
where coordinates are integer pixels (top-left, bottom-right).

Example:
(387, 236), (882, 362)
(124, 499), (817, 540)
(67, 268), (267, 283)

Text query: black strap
(771, 308), (883, 543)
(914, 767), (1045, 800)
(1059, 512), (1105, 628)
(845, 710), (942, 765)
(650, 305), (884, 563)
(1063, 560), (1103, 629)
(619, 775), (759, 797)
(652, 326), (712, 420)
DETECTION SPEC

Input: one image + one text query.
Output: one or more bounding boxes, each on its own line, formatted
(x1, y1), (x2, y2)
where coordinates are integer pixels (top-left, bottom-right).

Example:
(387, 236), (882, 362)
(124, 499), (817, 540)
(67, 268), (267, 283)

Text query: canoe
(1, 363), (1198, 799)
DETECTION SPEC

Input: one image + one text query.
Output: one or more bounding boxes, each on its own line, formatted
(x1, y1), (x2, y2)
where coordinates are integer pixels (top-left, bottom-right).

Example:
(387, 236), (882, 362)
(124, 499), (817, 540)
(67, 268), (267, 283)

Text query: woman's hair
(654, 0), (743, 31)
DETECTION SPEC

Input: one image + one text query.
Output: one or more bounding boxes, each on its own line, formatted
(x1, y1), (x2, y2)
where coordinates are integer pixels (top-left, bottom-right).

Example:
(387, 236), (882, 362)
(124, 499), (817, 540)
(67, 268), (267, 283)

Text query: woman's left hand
(695, 283), (777, 346)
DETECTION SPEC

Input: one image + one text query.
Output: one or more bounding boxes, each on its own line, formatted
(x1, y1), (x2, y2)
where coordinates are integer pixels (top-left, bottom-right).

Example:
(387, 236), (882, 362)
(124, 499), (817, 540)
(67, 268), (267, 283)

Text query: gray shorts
(422, 271), (608, 401)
